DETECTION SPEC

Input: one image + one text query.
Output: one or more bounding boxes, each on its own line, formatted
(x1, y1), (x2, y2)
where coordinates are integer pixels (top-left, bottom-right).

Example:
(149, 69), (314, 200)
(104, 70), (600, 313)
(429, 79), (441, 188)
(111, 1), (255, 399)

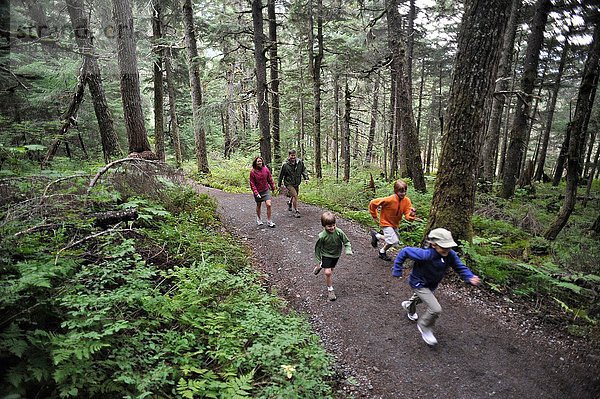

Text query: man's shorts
(285, 184), (300, 197)
(320, 256), (339, 269)
(382, 226), (400, 245)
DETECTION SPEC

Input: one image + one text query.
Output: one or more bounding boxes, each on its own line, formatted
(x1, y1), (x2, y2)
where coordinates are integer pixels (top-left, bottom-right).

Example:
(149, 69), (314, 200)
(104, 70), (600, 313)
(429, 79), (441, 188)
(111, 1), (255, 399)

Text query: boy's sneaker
(288, 201), (292, 211)
(402, 301), (418, 321)
(313, 265), (322, 275)
(294, 211), (301, 218)
(267, 220), (276, 228)
(256, 219), (264, 226)
(378, 252), (392, 261)
(370, 230), (378, 248)
(417, 324), (438, 346)
(327, 289), (337, 301)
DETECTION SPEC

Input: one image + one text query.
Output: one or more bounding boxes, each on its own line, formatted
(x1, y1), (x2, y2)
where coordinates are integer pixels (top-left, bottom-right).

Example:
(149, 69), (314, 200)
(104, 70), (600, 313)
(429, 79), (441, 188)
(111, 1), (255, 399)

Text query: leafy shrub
(0, 167), (335, 398)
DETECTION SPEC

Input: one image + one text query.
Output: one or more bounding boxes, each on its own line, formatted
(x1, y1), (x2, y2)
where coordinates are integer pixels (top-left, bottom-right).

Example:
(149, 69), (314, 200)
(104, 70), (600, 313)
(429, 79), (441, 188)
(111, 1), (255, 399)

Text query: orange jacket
(369, 194), (415, 228)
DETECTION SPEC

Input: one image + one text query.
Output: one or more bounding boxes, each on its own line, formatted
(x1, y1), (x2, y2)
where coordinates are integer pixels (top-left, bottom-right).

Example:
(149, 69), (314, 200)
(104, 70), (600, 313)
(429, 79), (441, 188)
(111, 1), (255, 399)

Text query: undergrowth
(0, 160), (335, 398)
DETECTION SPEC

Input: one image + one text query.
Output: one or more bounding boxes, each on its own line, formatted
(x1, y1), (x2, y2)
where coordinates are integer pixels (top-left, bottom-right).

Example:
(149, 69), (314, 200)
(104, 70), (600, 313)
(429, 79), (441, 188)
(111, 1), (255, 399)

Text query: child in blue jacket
(392, 228), (480, 346)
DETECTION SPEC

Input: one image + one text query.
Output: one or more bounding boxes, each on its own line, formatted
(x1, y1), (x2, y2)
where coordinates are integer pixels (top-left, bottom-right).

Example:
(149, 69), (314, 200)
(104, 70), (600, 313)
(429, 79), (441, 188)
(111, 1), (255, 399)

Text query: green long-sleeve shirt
(314, 228), (353, 262)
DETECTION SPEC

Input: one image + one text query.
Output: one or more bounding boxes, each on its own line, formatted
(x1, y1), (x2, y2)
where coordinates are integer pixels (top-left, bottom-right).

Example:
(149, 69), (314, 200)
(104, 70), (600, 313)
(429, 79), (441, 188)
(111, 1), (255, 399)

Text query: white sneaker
(267, 220), (275, 228)
(402, 301), (418, 321)
(417, 324), (438, 346)
(256, 218), (264, 226)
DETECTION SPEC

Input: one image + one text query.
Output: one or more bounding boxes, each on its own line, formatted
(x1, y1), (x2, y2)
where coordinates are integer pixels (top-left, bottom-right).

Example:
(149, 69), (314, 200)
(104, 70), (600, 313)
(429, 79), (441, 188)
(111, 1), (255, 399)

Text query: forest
(0, 0), (599, 397)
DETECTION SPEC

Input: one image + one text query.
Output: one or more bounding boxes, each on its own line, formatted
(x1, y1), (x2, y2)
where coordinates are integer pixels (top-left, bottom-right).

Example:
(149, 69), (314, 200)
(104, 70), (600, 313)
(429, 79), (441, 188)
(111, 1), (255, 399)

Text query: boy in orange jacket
(368, 179), (416, 261)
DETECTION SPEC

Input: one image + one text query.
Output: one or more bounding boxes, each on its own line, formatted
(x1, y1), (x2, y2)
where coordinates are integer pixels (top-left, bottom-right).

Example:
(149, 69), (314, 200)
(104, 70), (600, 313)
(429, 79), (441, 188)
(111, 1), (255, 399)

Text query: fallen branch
(14, 223), (59, 237)
(54, 223), (131, 265)
(87, 157), (160, 194)
(41, 173), (88, 200)
(90, 209), (138, 228)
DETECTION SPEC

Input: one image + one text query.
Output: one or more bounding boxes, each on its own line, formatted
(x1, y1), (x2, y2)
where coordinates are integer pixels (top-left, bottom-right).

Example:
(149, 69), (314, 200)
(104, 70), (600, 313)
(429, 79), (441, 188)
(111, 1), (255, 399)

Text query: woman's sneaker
(267, 220), (275, 228)
(294, 210), (301, 218)
(256, 218), (264, 226)
(401, 301), (418, 321)
(327, 289), (337, 301)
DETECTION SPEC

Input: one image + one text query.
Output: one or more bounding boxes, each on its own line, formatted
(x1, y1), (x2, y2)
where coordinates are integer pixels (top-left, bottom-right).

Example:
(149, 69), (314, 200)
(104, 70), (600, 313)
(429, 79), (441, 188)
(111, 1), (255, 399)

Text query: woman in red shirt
(249, 156), (276, 227)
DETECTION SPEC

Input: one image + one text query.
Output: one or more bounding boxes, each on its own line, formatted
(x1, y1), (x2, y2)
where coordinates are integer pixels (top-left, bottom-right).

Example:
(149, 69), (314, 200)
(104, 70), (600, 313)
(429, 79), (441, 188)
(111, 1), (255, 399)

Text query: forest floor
(194, 183), (599, 399)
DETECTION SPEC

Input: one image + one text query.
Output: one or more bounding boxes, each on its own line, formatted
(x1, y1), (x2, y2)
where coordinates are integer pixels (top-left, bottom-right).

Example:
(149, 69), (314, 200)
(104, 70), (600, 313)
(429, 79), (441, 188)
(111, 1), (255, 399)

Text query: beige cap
(427, 228), (458, 248)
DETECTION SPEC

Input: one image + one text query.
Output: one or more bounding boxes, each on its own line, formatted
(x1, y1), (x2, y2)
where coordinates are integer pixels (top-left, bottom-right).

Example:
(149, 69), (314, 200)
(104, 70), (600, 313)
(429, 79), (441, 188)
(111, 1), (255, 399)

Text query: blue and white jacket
(392, 247), (475, 291)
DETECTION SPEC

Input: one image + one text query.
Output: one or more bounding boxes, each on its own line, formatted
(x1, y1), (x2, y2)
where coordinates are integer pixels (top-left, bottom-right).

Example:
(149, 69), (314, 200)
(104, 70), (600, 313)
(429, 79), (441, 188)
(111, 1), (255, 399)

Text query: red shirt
(249, 166), (275, 196)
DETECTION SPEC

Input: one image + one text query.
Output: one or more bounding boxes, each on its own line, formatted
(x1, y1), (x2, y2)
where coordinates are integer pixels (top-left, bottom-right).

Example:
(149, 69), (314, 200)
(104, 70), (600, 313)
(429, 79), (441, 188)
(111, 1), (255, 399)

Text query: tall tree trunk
(113, 0), (152, 155)
(182, 0), (209, 173)
(482, 0), (520, 181)
(500, 0), (551, 198)
(43, 58), (87, 167)
(545, 22), (600, 240)
(427, 0), (510, 243)
(583, 139), (600, 208)
(223, 57), (234, 159)
(267, 0), (281, 167)
(552, 127), (570, 185)
(308, 0), (323, 179)
(252, 0), (272, 165)
(152, 0), (165, 161)
(334, 73), (340, 181)
(343, 80), (351, 182)
(534, 37), (570, 181)
(386, 0), (426, 191)
(416, 58), (425, 143)
(164, 47), (183, 167)
(65, 0), (120, 162)
(365, 77), (380, 164)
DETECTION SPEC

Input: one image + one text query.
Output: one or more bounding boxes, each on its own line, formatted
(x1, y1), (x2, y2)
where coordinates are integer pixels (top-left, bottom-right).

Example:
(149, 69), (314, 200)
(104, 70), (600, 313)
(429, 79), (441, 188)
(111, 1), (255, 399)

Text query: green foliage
(0, 167), (335, 398)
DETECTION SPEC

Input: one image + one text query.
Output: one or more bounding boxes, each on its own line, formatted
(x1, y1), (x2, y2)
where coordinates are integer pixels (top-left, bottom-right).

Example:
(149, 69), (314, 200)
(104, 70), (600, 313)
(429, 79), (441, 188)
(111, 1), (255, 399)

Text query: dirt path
(197, 185), (599, 399)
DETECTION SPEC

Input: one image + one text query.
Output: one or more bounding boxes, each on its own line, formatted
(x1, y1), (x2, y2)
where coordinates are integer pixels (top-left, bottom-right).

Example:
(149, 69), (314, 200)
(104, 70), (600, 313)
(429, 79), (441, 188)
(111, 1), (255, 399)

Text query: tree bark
(152, 0), (165, 162)
(500, 0), (551, 198)
(43, 58), (87, 167)
(427, 0), (510, 242)
(113, 0), (152, 155)
(343, 80), (351, 182)
(65, 0), (120, 163)
(386, 0), (426, 192)
(164, 47), (183, 167)
(267, 0), (281, 167)
(365, 77), (380, 164)
(308, 0), (324, 179)
(182, 0), (209, 173)
(482, 0), (520, 181)
(252, 0), (272, 165)
(545, 22), (600, 240)
(534, 37), (570, 181)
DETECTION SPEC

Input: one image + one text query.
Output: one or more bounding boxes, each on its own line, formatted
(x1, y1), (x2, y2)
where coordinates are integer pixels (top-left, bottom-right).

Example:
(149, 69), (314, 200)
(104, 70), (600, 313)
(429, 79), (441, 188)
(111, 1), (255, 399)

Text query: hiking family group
(249, 150), (481, 346)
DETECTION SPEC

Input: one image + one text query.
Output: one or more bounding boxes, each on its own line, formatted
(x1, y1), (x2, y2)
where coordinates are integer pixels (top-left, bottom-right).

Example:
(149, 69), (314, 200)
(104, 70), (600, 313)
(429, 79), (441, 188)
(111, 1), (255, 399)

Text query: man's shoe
(402, 301), (418, 321)
(378, 252), (392, 261)
(288, 201), (292, 211)
(313, 265), (321, 275)
(370, 230), (378, 248)
(417, 324), (438, 346)
(294, 211), (301, 218)
(327, 290), (337, 301)
(268, 220), (276, 228)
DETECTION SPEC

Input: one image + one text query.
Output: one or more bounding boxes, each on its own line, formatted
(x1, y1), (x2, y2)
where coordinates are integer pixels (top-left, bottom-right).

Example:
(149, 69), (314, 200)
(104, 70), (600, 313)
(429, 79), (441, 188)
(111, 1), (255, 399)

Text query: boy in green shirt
(313, 211), (353, 301)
